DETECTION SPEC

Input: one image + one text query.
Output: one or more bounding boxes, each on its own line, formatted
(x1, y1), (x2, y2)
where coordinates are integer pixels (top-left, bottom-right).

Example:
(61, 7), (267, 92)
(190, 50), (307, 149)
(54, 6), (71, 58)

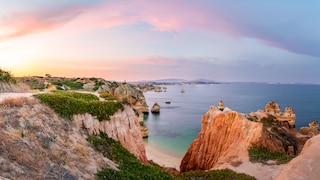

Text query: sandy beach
(144, 143), (181, 171)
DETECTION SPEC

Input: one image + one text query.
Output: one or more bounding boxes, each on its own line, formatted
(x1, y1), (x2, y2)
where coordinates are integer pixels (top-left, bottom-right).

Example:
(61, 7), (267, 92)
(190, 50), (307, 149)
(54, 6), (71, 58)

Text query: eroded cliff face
(276, 134), (320, 180)
(0, 97), (118, 179)
(180, 106), (301, 172)
(180, 106), (263, 172)
(73, 105), (147, 163)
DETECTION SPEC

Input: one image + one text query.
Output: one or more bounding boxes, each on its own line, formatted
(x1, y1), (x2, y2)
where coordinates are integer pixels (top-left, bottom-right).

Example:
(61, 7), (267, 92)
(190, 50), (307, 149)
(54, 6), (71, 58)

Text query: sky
(0, 0), (320, 83)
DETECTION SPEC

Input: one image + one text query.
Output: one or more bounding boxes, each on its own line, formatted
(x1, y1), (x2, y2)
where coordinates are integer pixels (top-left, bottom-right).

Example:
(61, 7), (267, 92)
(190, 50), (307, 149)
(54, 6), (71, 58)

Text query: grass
(174, 169), (256, 180)
(88, 132), (172, 180)
(34, 91), (123, 121)
(248, 144), (296, 164)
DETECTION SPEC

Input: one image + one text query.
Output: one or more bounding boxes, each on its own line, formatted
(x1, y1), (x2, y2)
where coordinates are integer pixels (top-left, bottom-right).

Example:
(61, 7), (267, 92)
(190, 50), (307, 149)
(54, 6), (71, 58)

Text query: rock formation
(264, 101), (296, 127)
(151, 102), (160, 113)
(73, 105), (147, 163)
(218, 100), (224, 111)
(300, 120), (319, 136)
(276, 134), (320, 180)
(264, 101), (281, 116)
(113, 83), (149, 114)
(154, 86), (162, 92)
(180, 104), (303, 172)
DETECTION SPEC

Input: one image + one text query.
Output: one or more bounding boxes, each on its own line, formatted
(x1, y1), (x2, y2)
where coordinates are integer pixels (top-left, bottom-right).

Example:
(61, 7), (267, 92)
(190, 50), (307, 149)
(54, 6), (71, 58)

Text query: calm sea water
(143, 84), (320, 158)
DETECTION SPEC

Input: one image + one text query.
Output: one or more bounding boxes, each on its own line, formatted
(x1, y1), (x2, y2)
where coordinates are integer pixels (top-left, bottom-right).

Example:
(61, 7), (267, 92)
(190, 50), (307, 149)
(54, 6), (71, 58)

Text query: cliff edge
(180, 104), (306, 176)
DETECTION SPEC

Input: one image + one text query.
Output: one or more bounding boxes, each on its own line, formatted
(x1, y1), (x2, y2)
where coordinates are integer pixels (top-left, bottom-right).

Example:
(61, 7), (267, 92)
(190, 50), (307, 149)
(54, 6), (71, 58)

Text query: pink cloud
(0, 1), (241, 42)
(0, 6), (85, 41)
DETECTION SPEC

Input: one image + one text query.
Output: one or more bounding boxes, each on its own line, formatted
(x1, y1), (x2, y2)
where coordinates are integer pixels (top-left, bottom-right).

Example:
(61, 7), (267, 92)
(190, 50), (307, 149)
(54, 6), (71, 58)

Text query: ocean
(143, 84), (320, 158)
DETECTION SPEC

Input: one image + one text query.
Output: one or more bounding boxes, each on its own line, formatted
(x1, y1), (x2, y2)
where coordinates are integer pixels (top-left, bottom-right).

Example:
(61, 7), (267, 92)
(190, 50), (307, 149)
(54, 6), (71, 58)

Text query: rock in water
(151, 102), (160, 113)
(300, 120), (319, 136)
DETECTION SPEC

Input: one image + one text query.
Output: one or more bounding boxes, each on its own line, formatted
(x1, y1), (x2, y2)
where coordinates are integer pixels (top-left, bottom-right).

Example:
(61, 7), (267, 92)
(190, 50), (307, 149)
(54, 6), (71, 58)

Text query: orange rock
(180, 105), (301, 172)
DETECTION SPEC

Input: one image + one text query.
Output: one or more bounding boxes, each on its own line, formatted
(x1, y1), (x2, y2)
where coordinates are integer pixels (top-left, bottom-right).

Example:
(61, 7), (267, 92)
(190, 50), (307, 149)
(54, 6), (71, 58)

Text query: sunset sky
(1, 0), (319, 83)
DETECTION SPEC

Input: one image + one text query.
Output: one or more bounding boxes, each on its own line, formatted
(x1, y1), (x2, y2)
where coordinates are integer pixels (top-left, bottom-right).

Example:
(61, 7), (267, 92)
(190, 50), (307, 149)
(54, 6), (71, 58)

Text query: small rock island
(151, 102), (160, 113)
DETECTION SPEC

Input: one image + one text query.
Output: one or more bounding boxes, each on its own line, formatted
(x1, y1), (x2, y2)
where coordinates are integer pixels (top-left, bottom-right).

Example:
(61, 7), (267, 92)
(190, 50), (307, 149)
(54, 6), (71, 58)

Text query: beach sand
(144, 143), (181, 171)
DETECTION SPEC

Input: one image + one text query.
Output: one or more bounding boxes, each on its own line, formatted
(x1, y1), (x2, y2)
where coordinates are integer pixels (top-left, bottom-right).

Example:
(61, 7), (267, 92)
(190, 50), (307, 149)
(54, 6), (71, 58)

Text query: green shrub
(0, 69), (16, 84)
(174, 169), (256, 180)
(34, 91), (123, 121)
(248, 144), (295, 164)
(52, 80), (84, 90)
(88, 132), (172, 180)
(93, 80), (105, 91)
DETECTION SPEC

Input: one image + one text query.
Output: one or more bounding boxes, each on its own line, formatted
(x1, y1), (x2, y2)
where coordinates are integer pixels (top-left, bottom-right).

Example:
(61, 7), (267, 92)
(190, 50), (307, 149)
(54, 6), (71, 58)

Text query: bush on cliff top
(52, 79), (84, 90)
(34, 91), (123, 121)
(174, 169), (256, 180)
(88, 132), (172, 180)
(0, 69), (16, 84)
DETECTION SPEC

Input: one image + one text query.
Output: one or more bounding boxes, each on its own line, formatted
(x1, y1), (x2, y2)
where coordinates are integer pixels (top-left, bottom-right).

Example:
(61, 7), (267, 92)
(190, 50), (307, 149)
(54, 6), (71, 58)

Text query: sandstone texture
(180, 104), (303, 172)
(73, 105), (147, 163)
(276, 134), (320, 180)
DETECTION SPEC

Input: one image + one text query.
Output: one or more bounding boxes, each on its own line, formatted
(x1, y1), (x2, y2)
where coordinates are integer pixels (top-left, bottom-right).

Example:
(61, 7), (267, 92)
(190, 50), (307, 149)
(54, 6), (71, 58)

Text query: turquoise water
(143, 84), (320, 158)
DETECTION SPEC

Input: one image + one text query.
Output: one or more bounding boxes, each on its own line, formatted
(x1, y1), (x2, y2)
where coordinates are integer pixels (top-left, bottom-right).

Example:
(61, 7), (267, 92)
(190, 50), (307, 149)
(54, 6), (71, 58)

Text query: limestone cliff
(73, 105), (147, 163)
(0, 97), (118, 179)
(180, 105), (301, 172)
(276, 134), (320, 180)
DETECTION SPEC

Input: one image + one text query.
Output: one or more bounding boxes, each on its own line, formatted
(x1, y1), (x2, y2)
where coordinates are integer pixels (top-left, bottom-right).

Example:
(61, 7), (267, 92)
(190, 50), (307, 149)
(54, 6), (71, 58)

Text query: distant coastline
(131, 78), (320, 86)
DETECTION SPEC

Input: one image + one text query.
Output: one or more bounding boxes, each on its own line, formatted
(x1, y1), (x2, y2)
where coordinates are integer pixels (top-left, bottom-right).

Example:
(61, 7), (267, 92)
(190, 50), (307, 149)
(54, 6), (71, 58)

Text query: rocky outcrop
(180, 104), (303, 172)
(264, 101), (296, 127)
(276, 134), (320, 180)
(151, 102), (160, 113)
(113, 83), (149, 114)
(73, 105), (147, 163)
(300, 120), (319, 136)
(264, 101), (281, 116)
(154, 86), (162, 92)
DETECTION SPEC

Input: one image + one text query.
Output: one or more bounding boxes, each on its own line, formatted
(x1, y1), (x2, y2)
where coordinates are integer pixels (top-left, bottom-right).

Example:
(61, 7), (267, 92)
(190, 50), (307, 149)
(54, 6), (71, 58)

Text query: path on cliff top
(0, 93), (36, 102)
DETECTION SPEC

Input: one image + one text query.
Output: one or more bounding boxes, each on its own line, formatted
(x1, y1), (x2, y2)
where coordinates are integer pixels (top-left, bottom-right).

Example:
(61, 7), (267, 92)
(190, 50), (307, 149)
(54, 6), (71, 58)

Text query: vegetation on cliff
(248, 144), (296, 164)
(52, 79), (84, 90)
(174, 169), (256, 180)
(88, 132), (172, 179)
(0, 69), (16, 84)
(34, 91), (123, 121)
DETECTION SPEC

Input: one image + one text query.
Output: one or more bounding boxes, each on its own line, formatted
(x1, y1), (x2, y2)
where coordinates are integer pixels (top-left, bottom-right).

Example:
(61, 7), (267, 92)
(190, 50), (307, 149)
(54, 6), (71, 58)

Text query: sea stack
(151, 102), (160, 113)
